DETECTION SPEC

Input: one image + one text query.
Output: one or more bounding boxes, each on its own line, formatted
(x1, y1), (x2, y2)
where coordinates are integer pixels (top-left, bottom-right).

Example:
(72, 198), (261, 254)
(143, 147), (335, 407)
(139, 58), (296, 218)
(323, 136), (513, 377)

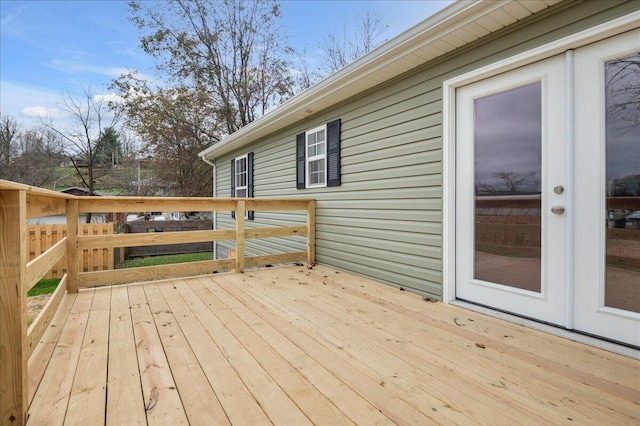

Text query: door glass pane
(474, 82), (542, 292)
(605, 52), (640, 313)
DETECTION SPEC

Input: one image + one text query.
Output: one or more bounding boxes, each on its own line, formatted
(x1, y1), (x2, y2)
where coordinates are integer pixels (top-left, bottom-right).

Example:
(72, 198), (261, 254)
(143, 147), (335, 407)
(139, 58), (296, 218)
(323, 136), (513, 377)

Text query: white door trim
(441, 10), (640, 305)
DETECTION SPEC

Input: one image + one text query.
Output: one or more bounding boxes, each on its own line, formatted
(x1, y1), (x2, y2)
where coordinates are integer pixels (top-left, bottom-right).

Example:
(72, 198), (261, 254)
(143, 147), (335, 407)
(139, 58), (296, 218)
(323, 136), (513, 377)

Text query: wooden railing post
(0, 189), (28, 425)
(235, 200), (245, 273)
(307, 200), (316, 266)
(66, 199), (79, 293)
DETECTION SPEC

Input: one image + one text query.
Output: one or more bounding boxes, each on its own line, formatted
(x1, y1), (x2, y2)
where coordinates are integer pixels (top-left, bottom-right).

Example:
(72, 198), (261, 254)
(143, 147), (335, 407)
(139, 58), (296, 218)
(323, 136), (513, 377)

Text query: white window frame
(234, 154), (248, 198)
(305, 125), (327, 188)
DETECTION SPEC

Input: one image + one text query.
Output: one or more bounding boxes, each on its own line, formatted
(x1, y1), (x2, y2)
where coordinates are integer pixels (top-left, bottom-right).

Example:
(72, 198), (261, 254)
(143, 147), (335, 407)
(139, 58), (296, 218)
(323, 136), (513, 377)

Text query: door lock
(551, 205), (565, 215)
(553, 185), (564, 194)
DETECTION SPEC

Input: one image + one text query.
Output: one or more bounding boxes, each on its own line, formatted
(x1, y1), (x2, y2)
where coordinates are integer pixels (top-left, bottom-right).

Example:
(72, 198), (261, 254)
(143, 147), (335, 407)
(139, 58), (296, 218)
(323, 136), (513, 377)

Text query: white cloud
(21, 106), (68, 119)
(0, 81), (63, 124)
(46, 59), (131, 78)
(94, 93), (123, 104)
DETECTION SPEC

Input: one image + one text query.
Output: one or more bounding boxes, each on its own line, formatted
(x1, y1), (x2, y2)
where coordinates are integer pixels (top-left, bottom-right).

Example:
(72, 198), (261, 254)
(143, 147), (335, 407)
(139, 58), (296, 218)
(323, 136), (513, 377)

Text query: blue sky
(1, 0), (452, 126)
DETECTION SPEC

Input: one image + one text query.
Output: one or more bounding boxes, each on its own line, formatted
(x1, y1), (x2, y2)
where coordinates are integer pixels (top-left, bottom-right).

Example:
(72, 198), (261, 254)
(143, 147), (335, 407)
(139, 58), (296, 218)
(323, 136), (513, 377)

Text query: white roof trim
(200, 0), (559, 160)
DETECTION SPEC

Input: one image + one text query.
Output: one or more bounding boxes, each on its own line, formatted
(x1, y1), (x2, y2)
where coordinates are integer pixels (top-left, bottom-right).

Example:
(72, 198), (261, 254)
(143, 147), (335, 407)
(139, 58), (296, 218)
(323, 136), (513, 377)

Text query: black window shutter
(247, 152), (254, 220)
(296, 132), (306, 189)
(326, 119), (341, 187)
(230, 158), (236, 219)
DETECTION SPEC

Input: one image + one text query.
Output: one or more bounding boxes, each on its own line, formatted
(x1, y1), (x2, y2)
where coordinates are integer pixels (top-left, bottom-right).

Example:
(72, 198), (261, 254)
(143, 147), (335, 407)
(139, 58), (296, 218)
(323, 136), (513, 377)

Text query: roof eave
(199, 0), (552, 160)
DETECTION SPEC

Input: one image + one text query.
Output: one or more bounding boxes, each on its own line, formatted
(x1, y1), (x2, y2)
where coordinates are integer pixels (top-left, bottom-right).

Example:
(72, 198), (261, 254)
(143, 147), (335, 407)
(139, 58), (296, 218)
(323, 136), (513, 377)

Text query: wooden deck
(27, 265), (640, 425)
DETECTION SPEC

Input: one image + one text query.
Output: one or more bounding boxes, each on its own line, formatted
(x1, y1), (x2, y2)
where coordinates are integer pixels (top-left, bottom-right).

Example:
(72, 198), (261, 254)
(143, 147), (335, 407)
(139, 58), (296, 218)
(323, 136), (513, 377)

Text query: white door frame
(441, 11), (640, 313)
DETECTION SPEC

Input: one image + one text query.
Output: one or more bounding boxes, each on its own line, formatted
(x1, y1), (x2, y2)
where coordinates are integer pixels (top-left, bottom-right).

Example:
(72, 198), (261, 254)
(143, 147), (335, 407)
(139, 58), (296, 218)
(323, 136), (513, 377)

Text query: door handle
(551, 205), (565, 215)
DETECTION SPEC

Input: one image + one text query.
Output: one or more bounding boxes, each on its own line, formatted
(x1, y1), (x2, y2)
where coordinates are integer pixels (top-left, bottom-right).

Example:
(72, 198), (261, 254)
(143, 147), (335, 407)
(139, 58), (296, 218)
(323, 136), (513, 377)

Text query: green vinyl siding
(215, 0), (639, 299)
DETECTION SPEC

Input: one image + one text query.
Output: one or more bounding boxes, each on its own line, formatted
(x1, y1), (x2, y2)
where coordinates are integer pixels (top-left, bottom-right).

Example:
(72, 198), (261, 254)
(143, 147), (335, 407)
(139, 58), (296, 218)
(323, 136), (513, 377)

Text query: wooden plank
(27, 292), (76, 405)
(65, 287), (112, 425)
(174, 281), (312, 425)
(301, 266), (640, 421)
(79, 259), (235, 288)
(199, 276), (394, 425)
(66, 199), (79, 293)
(26, 195), (67, 219)
(157, 280), (271, 425)
(28, 226), (36, 264)
(247, 269), (546, 424)
(244, 252), (307, 268)
(78, 197), (237, 213)
(245, 225), (307, 239)
(307, 200), (316, 265)
(307, 265), (640, 390)
(144, 283), (231, 425)
(235, 200), (246, 273)
(106, 224), (114, 271)
(0, 189), (28, 425)
(224, 271), (486, 424)
(188, 278), (355, 425)
(0, 180), (71, 199)
(44, 226), (52, 277)
(608, 197), (640, 209)
(26, 237), (67, 292)
(106, 286), (146, 426)
(127, 285), (188, 425)
(28, 290), (94, 425)
(27, 274), (67, 358)
(78, 229), (236, 249)
(214, 274), (434, 425)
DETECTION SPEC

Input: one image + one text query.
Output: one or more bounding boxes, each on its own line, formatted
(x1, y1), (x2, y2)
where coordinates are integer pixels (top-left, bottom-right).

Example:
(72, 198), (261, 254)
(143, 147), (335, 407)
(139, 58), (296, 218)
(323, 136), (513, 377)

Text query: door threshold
(451, 300), (640, 360)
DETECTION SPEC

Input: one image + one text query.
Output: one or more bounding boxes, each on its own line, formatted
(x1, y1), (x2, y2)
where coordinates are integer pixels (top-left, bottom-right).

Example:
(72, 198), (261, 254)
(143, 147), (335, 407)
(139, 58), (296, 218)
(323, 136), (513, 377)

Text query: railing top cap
(0, 180), (75, 199)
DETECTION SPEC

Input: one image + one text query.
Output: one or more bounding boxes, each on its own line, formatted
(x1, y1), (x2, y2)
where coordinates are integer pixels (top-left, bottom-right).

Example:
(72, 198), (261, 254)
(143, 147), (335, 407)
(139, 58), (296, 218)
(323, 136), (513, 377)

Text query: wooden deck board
(26, 265), (640, 425)
(65, 287), (111, 425)
(127, 285), (188, 425)
(106, 286), (146, 426)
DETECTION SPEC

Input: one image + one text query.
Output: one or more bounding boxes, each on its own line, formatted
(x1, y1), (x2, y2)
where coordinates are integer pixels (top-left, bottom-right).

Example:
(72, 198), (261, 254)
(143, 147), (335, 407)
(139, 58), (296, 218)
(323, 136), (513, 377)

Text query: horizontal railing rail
(0, 179), (315, 424)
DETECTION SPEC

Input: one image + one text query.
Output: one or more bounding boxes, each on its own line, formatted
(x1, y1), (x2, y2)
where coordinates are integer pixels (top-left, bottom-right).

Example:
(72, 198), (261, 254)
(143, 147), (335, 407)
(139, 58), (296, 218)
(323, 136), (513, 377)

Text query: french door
(455, 29), (640, 347)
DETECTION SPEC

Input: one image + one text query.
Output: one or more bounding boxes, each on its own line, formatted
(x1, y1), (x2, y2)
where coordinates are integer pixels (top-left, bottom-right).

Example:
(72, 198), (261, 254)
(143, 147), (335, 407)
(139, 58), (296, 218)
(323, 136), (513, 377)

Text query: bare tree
(0, 113), (20, 180)
(292, 46), (323, 92)
(126, 0), (293, 135)
(12, 129), (64, 187)
(0, 113), (63, 186)
(606, 53), (640, 133)
(40, 86), (123, 220)
(321, 8), (388, 74)
(477, 171), (540, 195)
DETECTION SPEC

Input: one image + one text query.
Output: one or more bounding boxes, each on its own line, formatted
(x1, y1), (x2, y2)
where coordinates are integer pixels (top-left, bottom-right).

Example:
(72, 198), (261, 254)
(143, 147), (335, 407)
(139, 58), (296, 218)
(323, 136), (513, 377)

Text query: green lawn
(28, 278), (61, 297)
(119, 252), (214, 268)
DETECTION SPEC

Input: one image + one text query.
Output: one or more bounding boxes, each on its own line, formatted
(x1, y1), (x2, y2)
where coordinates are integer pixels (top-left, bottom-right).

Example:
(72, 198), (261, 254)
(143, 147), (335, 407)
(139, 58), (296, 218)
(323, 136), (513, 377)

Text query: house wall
(215, 0), (639, 299)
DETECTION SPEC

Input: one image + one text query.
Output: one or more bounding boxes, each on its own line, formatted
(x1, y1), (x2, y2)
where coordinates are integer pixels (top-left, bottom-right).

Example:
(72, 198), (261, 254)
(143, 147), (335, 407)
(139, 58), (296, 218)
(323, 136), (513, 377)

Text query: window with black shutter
(296, 119), (341, 188)
(231, 152), (254, 219)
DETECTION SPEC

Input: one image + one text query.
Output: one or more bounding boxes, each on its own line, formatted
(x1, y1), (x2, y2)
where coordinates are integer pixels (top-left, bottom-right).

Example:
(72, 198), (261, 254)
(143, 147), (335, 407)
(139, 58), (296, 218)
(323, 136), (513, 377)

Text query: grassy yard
(28, 278), (61, 297)
(119, 252), (214, 268)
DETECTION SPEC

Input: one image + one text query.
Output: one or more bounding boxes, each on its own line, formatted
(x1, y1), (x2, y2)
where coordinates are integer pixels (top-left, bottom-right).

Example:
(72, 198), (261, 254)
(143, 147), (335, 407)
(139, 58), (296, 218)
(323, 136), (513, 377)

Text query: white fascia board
(199, 0), (544, 160)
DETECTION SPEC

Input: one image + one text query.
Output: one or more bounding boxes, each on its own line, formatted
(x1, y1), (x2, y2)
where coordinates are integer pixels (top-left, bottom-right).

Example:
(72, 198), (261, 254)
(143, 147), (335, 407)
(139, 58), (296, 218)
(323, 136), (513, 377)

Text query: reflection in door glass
(474, 82), (542, 292)
(605, 52), (640, 313)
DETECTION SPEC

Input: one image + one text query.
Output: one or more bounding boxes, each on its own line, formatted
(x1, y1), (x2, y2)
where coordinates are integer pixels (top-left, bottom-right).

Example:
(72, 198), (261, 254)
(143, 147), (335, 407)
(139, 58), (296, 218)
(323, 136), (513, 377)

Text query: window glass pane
(308, 145), (316, 157)
(317, 129), (325, 143)
(604, 52), (640, 313)
(309, 159), (325, 185)
(474, 82), (542, 292)
(236, 188), (247, 198)
(317, 140), (325, 156)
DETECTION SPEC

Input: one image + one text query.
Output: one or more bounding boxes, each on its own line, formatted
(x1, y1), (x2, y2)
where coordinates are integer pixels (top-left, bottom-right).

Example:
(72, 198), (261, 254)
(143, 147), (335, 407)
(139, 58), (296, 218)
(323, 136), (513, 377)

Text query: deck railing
(0, 179), (315, 425)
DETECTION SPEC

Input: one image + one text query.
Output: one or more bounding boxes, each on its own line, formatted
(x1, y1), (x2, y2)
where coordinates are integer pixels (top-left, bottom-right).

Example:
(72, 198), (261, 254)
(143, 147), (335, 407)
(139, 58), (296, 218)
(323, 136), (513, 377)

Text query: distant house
(200, 1), (640, 347)
(29, 187), (108, 224)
